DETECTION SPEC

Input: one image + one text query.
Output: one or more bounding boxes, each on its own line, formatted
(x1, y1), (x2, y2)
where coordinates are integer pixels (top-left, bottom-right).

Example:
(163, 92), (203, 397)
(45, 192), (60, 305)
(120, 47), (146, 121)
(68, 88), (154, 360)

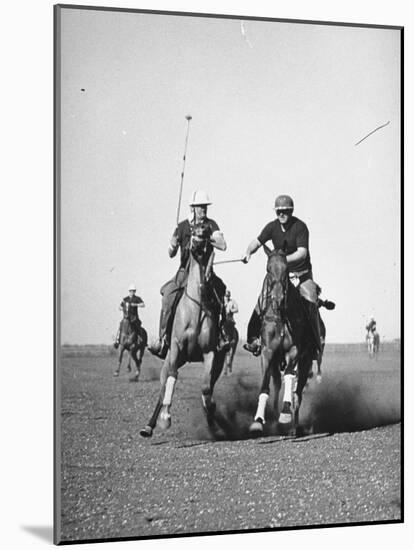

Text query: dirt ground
(58, 345), (401, 542)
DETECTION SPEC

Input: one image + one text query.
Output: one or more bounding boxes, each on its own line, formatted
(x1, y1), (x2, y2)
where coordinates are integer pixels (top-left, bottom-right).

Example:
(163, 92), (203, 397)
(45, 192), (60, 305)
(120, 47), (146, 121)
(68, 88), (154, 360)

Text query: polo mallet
(176, 115), (192, 226)
(214, 258), (247, 265)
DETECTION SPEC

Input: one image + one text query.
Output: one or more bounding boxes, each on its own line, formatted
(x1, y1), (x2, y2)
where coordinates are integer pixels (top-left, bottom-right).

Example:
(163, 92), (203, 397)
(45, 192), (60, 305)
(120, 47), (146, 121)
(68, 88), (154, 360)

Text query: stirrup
(243, 340), (261, 356)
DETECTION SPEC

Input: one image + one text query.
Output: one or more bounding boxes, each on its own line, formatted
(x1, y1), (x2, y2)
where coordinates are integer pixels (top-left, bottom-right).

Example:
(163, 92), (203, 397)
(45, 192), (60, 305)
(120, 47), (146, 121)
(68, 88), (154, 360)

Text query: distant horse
(113, 316), (147, 381)
(249, 246), (323, 437)
(223, 318), (239, 376)
(366, 330), (380, 359)
(140, 223), (227, 437)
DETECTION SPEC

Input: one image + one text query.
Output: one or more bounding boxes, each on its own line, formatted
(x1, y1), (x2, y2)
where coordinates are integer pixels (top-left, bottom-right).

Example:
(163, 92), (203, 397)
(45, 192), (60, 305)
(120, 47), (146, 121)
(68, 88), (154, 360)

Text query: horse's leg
(294, 353), (313, 436)
(114, 346), (124, 376)
(230, 333), (238, 374)
(272, 356), (282, 422)
(223, 350), (229, 376)
(140, 352), (171, 438)
(158, 342), (184, 429)
(201, 350), (219, 414)
(249, 350), (272, 436)
(316, 344), (324, 384)
(129, 347), (140, 382)
(278, 346), (299, 428)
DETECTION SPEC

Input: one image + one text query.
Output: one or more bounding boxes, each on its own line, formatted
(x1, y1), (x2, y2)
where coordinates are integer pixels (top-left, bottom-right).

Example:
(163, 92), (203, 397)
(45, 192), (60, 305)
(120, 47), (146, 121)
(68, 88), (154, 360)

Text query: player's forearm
(286, 247), (307, 265)
(245, 238), (261, 259)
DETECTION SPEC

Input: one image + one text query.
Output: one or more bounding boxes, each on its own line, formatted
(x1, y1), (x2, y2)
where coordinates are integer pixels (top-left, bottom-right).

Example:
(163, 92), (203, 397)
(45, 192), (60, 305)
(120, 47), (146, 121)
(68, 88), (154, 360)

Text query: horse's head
(190, 222), (213, 266)
(264, 244), (289, 310)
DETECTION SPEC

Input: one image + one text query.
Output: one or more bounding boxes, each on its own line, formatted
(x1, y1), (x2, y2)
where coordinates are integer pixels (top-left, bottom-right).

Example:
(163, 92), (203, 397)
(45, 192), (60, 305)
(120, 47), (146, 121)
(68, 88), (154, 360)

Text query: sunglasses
(276, 209), (293, 216)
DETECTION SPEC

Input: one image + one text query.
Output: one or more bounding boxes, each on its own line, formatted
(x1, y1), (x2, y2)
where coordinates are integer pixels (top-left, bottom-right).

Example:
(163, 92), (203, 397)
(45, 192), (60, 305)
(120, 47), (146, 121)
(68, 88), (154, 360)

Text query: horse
(140, 223), (227, 437)
(366, 330), (380, 359)
(249, 245), (322, 437)
(113, 315), (147, 381)
(222, 318), (239, 376)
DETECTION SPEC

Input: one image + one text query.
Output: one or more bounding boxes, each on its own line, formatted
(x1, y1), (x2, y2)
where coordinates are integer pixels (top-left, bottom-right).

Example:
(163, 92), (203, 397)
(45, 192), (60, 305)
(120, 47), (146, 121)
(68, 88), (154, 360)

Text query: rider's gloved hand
(242, 254), (250, 264)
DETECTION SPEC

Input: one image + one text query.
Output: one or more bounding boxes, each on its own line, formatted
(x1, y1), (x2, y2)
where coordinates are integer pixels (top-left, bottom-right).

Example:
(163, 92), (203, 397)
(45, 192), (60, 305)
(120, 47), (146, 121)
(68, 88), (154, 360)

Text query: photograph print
(55, 5), (402, 544)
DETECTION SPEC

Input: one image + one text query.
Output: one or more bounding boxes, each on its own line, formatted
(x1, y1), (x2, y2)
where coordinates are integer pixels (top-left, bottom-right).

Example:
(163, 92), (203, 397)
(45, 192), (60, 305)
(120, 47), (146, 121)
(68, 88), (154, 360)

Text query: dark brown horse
(113, 315), (147, 382)
(140, 223), (226, 437)
(249, 245), (322, 437)
(222, 318), (239, 376)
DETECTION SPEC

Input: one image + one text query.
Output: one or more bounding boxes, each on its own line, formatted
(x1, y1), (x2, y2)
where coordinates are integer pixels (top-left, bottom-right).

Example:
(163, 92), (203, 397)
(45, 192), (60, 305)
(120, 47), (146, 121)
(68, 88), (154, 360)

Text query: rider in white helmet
(242, 194), (335, 357)
(148, 190), (228, 359)
(114, 284), (145, 348)
(224, 290), (239, 322)
(366, 316), (377, 334)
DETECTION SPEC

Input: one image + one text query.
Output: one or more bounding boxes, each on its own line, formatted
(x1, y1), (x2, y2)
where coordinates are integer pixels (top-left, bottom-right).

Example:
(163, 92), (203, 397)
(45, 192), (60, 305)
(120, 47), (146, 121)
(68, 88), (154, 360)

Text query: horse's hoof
(139, 425), (153, 438)
(113, 371), (119, 377)
(157, 413), (171, 431)
(278, 402), (293, 424)
(316, 374), (322, 384)
(249, 419), (264, 437)
(129, 375), (139, 383)
(278, 412), (292, 424)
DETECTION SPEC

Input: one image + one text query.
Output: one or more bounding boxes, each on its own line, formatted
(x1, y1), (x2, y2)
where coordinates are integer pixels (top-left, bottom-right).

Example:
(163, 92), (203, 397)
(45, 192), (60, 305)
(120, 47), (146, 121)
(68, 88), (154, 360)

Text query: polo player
(242, 194), (335, 358)
(224, 290), (239, 323)
(148, 190), (228, 359)
(366, 316), (377, 335)
(114, 284), (145, 348)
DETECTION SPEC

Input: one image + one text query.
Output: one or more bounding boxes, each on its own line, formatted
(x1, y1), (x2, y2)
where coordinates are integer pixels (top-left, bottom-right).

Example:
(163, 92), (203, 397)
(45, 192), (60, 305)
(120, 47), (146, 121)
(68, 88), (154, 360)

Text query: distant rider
(148, 190), (228, 359)
(366, 316), (377, 335)
(114, 284), (145, 348)
(224, 290), (239, 323)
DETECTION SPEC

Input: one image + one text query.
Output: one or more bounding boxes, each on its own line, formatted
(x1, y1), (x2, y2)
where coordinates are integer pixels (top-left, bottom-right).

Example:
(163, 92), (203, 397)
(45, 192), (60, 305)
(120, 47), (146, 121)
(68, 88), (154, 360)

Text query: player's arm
(242, 238), (261, 263)
(211, 230), (226, 251)
(286, 247), (307, 265)
(168, 229), (179, 258)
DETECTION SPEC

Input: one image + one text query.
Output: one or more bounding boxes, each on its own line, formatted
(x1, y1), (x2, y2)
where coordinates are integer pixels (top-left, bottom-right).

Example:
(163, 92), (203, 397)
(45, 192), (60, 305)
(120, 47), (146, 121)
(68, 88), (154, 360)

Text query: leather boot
(243, 309), (262, 356)
(148, 308), (170, 359)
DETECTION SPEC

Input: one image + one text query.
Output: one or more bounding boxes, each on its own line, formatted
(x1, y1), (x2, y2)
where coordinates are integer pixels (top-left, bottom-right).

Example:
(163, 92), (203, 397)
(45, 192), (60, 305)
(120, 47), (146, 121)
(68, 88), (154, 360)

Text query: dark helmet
(274, 195), (294, 210)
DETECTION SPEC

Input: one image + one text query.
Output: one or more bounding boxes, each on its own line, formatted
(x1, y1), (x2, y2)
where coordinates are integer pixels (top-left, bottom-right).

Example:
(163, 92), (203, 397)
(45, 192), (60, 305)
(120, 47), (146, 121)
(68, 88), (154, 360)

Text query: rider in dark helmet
(148, 190), (228, 359)
(242, 194), (335, 358)
(114, 284), (145, 348)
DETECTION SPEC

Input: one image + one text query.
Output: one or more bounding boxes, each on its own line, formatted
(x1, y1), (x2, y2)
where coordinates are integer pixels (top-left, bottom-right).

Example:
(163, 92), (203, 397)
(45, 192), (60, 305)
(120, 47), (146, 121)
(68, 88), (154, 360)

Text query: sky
(59, 7), (401, 344)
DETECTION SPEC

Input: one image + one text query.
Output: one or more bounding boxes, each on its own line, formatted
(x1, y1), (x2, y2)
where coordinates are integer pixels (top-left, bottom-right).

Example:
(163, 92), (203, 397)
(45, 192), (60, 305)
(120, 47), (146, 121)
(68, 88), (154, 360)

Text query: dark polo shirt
(257, 216), (312, 273)
(120, 295), (144, 321)
(173, 217), (220, 268)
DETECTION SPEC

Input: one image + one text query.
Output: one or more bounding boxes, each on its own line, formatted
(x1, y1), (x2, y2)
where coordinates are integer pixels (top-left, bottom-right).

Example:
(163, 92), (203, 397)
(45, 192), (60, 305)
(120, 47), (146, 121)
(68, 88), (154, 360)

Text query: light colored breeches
(298, 279), (318, 303)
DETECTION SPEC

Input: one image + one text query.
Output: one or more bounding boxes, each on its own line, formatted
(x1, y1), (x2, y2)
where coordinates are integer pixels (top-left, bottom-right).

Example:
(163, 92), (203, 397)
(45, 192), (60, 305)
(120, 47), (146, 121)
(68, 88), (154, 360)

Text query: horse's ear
(282, 240), (288, 253)
(263, 243), (272, 257)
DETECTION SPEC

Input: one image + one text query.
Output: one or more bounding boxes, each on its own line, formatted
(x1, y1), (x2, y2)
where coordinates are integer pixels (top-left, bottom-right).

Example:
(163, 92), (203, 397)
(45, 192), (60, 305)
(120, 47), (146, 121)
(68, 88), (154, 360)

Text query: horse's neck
(187, 254), (203, 301)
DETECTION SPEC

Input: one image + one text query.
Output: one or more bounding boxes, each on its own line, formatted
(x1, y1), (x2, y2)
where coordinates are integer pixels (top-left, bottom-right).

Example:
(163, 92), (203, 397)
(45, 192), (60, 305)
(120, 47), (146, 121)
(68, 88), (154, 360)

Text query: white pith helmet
(128, 283), (136, 291)
(189, 190), (212, 206)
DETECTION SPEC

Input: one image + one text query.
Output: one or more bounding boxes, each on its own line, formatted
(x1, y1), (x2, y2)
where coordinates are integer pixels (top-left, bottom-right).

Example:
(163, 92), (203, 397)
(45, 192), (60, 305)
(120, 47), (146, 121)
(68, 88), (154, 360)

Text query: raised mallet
(176, 115), (192, 226)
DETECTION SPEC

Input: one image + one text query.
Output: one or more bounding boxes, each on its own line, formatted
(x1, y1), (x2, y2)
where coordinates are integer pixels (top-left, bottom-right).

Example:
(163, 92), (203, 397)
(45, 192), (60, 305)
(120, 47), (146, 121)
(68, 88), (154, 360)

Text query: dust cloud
(190, 358), (401, 440)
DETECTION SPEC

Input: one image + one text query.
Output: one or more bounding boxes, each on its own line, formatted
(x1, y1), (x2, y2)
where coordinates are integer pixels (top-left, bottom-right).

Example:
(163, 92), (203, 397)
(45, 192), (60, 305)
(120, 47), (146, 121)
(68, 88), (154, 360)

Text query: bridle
(265, 252), (289, 323)
(184, 223), (215, 314)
